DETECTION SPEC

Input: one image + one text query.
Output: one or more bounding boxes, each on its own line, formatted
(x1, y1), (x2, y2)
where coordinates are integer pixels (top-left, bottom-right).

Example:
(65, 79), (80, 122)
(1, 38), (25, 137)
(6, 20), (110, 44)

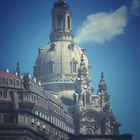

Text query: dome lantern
(50, 0), (74, 42)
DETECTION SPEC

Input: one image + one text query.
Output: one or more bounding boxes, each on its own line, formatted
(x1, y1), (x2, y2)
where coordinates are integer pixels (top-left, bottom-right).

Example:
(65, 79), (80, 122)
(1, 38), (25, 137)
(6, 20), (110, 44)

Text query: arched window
(67, 15), (70, 29)
(9, 79), (13, 85)
(70, 58), (78, 73)
(3, 90), (8, 99)
(57, 15), (63, 29)
(47, 60), (54, 73)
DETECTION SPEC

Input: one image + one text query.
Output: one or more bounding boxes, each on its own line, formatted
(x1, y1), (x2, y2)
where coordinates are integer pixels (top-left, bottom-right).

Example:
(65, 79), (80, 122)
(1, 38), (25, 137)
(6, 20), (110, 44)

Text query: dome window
(49, 43), (56, 51)
(70, 58), (78, 73)
(68, 43), (74, 50)
(47, 60), (54, 74)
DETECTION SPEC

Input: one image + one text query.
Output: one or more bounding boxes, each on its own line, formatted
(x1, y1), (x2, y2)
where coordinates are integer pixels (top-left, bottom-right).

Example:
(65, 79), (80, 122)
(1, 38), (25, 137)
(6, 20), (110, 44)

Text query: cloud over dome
(75, 6), (128, 45)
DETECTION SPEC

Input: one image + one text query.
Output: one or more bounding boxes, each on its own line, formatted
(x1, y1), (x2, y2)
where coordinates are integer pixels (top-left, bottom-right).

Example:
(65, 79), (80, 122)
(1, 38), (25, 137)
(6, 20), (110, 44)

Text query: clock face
(83, 83), (88, 89)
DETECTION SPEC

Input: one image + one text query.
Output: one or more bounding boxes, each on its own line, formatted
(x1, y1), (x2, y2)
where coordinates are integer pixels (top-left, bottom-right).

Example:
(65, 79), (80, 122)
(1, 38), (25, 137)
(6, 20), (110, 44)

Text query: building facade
(0, 0), (132, 140)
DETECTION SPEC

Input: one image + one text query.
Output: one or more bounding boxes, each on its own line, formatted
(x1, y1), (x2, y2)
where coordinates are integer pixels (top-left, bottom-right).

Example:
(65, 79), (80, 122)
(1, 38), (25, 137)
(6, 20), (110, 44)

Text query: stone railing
(41, 73), (77, 83)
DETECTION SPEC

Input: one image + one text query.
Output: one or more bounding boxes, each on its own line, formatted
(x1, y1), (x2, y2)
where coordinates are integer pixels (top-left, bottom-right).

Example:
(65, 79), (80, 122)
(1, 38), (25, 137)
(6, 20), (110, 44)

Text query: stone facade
(72, 55), (120, 135)
(0, 70), (74, 140)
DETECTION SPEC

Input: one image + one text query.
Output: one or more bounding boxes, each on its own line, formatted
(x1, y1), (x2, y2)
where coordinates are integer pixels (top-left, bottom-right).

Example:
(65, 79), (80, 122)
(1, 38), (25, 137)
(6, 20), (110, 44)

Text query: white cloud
(130, 0), (140, 16)
(75, 6), (128, 45)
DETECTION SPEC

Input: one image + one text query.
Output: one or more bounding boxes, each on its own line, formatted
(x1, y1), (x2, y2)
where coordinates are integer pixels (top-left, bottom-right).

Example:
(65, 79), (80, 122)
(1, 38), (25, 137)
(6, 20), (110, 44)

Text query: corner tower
(50, 0), (74, 42)
(34, 0), (91, 105)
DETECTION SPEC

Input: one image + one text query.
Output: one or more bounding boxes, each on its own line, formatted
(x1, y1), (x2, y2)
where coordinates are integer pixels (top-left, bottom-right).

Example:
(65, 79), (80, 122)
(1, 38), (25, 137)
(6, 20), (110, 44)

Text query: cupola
(50, 0), (74, 42)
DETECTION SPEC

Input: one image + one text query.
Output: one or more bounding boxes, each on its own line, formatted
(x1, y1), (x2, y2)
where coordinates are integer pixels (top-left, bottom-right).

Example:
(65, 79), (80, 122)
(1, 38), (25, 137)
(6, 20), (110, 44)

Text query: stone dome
(33, 0), (92, 104)
(34, 41), (90, 84)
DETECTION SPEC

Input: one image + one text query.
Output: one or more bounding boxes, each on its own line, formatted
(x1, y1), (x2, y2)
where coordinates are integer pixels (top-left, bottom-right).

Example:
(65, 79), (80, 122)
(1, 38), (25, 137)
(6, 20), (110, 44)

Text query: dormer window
(49, 43), (56, 51)
(47, 60), (54, 73)
(70, 58), (78, 73)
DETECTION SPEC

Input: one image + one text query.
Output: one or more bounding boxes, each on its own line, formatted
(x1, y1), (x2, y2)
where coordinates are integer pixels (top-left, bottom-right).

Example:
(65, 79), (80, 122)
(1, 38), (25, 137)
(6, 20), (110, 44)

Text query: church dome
(33, 0), (92, 104)
(34, 41), (90, 84)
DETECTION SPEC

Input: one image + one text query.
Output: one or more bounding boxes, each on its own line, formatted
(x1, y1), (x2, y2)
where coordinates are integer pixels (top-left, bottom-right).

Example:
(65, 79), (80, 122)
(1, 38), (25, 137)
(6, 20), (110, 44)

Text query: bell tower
(50, 0), (74, 42)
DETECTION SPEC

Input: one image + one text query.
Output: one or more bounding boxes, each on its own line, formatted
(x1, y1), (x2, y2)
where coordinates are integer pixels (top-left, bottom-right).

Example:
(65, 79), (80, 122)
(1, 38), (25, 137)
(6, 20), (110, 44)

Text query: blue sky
(0, 0), (140, 139)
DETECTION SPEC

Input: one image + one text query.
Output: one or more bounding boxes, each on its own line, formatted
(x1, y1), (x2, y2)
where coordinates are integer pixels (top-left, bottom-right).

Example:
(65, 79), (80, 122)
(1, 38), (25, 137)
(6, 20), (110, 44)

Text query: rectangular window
(3, 113), (10, 123)
(2, 78), (5, 85)
(6, 78), (8, 85)
(0, 114), (3, 123)
(73, 62), (77, 73)
(9, 79), (13, 85)
(47, 61), (54, 73)
(70, 60), (77, 73)
(3, 91), (8, 99)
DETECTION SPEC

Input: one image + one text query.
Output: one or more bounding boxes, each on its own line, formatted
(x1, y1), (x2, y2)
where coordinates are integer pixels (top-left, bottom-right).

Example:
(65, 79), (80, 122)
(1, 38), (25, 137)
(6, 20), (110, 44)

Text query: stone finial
(78, 54), (87, 78)
(16, 61), (20, 75)
(101, 72), (104, 79)
(98, 72), (107, 92)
